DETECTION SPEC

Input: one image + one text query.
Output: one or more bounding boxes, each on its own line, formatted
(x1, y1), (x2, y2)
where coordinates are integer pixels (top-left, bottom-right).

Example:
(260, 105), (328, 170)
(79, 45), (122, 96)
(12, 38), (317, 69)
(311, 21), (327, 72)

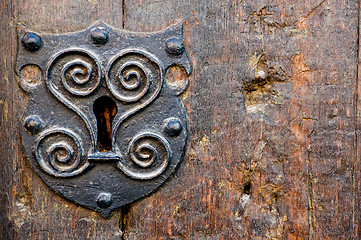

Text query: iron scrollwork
(16, 21), (192, 218)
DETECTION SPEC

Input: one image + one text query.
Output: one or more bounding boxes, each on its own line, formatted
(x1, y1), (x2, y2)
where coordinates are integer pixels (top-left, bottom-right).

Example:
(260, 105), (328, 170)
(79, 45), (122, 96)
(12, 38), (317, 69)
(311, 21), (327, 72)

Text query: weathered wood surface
(0, 0), (360, 239)
(0, 1), (124, 239)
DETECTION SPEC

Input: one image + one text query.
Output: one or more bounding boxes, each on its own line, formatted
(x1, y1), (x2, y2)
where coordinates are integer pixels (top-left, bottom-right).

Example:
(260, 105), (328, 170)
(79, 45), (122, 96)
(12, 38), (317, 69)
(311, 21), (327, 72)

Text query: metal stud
(90, 27), (109, 45)
(24, 115), (42, 134)
(96, 192), (113, 208)
(165, 37), (184, 56)
(162, 118), (183, 137)
(22, 32), (42, 52)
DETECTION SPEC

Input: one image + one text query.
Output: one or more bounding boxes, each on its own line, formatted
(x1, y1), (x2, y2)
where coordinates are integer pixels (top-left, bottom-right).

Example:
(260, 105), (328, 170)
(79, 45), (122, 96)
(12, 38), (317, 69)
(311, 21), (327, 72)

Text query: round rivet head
(165, 37), (184, 56)
(90, 27), (109, 44)
(162, 118), (183, 137)
(24, 115), (42, 134)
(96, 192), (113, 208)
(22, 32), (42, 52)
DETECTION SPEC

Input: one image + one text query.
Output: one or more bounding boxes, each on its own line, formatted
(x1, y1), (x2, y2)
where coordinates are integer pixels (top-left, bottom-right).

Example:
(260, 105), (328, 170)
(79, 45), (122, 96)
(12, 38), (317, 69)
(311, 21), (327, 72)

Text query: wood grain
(1, 0), (124, 239)
(123, 0), (359, 239)
(0, 0), (360, 239)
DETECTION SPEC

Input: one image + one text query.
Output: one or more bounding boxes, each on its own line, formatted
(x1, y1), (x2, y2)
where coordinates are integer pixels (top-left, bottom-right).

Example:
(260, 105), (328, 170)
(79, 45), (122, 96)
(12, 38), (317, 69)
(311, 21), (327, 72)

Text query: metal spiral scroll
(46, 50), (102, 149)
(117, 132), (172, 180)
(106, 51), (163, 103)
(47, 50), (101, 96)
(35, 129), (90, 177)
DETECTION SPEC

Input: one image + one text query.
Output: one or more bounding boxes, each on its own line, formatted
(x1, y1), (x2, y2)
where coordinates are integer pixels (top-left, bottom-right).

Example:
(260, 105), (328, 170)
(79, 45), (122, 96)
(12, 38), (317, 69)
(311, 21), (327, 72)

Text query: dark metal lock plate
(16, 21), (192, 218)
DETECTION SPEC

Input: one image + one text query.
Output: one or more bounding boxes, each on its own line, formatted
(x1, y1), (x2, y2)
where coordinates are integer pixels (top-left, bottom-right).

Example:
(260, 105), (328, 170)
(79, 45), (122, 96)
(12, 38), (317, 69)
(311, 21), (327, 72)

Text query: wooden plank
(123, 0), (359, 239)
(356, 0), (361, 238)
(0, 0), (125, 239)
(0, 3), (18, 239)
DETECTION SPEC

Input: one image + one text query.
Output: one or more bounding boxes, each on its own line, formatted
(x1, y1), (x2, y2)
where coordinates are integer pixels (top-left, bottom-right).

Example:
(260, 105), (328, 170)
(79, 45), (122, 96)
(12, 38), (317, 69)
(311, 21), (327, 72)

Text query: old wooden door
(1, 0), (360, 239)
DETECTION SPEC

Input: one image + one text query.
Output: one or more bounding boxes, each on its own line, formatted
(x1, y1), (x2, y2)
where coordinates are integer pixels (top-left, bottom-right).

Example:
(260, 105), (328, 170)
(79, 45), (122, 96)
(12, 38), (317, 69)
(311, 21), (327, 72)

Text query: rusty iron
(16, 21), (192, 218)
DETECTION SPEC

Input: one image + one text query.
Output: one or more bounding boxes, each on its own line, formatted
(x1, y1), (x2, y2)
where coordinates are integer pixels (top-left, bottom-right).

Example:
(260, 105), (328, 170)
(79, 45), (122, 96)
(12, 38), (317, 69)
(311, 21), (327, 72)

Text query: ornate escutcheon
(16, 21), (192, 218)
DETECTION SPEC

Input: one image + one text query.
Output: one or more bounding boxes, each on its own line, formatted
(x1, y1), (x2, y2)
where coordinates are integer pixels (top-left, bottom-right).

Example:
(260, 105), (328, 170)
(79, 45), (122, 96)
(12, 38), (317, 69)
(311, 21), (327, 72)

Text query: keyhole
(93, 96), (117, 152)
